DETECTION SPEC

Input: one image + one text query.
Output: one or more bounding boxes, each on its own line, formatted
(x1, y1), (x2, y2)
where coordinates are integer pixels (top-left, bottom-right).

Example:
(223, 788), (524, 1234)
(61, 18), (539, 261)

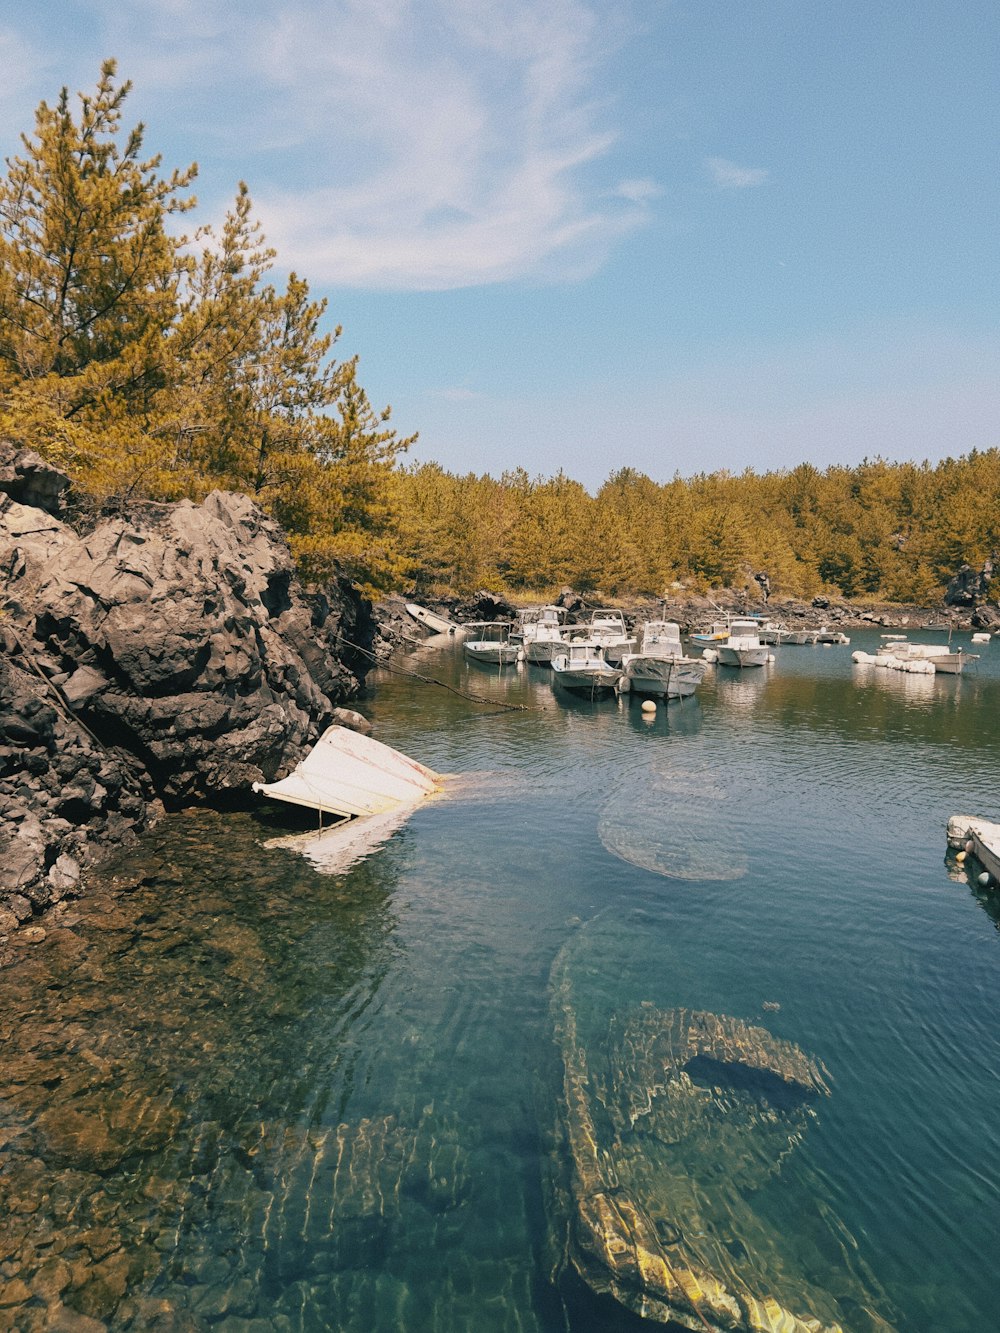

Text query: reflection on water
(1, 631), (999, 1330)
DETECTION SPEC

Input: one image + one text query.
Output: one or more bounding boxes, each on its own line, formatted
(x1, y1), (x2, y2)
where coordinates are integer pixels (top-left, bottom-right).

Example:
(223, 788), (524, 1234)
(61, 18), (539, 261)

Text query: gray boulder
(0, 445), (375, 920)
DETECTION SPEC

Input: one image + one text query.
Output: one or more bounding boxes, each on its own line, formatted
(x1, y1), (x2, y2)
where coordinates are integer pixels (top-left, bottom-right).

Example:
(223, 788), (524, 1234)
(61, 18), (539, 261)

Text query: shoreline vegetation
(1, 65), (998, 936)
(0, 63), (998, 607)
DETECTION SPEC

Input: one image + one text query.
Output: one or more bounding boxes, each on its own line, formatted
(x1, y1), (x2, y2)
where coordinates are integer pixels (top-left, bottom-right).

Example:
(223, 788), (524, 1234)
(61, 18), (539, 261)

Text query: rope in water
(341, 635), (536, 712)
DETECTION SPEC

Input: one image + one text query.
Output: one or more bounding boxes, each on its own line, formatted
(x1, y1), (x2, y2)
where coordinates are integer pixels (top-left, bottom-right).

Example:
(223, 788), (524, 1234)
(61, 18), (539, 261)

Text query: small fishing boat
(551, 640), (623, 695)
(618, 621), (707, 698)
(875, 640), (960, 663)
(716, 618), (769, 668)
(690, 621), (732, 645)
(463, 621), (520, 665)
(405, 602), (457, 634)
(522, 605), (571, 664)
(854, 641), (979, 675)
(584, 609), (636, 665)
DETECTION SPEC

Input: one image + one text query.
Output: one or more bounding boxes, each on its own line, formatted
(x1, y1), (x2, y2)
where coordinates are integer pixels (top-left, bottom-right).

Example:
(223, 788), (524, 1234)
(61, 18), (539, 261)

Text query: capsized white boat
(405, 602), (457, 634)
(252, 725), (440, 820)
(262, 804), (421, 875)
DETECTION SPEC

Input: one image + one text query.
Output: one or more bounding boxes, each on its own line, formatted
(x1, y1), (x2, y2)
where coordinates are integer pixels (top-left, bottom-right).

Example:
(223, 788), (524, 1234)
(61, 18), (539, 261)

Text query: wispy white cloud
(2, 2), (657, 290)
(704, 156), (768, 190)
(247, 0), (653, 289)
(31, 0), (653, 291)
(611, 177), (663, 203)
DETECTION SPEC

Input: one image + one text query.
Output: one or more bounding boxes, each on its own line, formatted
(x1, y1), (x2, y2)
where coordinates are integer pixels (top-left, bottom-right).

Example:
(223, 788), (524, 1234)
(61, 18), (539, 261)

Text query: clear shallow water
(1, 629), (999, 1330)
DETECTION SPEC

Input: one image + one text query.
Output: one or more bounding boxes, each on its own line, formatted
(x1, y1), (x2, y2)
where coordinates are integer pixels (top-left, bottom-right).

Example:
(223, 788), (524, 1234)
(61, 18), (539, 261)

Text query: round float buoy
(641, 699), (657, 715)
(956, 851), (967, 863)
(978, 871), (992, 888)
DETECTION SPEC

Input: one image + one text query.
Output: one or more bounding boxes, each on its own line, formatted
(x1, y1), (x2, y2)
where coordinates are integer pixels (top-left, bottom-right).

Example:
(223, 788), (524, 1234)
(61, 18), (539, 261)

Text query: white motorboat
(875, 641), (977, 674)
(551, 640), (623, 695)
(405, 602), (457, 634)
(583, 609), (636, 665)
(463, 621), (520, 665)
(618, 621), (707, 698)
(716, 618), (769, 668)
(522, 605), (571, 664)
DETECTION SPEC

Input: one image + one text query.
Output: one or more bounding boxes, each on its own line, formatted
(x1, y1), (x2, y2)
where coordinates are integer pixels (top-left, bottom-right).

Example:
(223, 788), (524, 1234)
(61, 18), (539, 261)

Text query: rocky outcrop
(945, 559), (993, 607)
(0, 444), (376, 925)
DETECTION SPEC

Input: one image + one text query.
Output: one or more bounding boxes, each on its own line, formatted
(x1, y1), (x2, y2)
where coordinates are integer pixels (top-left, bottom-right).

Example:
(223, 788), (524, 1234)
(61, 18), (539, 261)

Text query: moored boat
(522, 605), (571, 664)
(551, 640), (623, 695)
(584, 609), (636, 665)
(716, 618), (769, 668)
(853, 641), (979, 675)
(463, 621), (520, 665)
(618, 620), (707, 698)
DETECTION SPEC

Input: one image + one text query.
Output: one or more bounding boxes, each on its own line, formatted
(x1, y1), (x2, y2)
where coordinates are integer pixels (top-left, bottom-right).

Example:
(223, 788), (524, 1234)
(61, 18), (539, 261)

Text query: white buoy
(978, 871), (992, 888)
(641, 699), (657, 714)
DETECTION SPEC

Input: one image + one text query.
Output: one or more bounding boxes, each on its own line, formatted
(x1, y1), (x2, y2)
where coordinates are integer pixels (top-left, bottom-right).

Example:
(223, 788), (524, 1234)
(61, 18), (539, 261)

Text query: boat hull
(552, 668), (622, 693)
(716, 645), (769, 668)
(464, 644), (519, 665)
(623, 656), (706, 697)
(524, 637), (566, 664)
(405, 602), (456, 634)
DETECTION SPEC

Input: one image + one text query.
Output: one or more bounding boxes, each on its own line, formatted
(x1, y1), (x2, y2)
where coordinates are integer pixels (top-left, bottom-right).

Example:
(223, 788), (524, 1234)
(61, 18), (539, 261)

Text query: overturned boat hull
(252, 725), (440, 820)
(405, 602), (457, 634)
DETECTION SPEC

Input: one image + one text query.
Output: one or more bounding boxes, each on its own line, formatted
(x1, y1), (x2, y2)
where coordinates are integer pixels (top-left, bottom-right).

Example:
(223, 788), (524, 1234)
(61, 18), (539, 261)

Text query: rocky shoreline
(0, 446), (381, 935)
(3, 443), (996, 938)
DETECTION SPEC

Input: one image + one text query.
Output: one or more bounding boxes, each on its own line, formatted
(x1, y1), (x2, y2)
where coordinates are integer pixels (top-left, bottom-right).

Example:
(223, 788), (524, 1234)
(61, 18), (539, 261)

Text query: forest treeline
(2, 65), (997, 602)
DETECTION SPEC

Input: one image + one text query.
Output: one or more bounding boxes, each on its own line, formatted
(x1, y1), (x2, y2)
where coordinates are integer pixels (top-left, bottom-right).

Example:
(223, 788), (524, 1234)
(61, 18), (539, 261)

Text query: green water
(1, 630), (998, 1330)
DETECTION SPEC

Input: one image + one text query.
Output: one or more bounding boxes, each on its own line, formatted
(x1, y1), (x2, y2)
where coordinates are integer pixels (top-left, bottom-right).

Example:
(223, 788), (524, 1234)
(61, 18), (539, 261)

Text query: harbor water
(1, 628), (999, 1330)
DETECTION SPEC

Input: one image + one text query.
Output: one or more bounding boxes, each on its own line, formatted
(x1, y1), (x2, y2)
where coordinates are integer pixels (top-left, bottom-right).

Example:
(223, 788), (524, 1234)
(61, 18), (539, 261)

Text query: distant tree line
(392, 454), (1000, 603)
(2, 65), (997, 602)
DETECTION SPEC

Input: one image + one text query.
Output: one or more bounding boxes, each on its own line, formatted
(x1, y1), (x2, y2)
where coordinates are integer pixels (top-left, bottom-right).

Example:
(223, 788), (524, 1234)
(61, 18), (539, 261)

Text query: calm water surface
(2, 629), (999, 1330)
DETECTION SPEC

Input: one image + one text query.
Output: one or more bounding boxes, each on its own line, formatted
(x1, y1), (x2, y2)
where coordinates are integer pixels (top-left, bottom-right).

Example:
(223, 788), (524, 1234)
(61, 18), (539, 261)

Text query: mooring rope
(340, 635), (536, 712)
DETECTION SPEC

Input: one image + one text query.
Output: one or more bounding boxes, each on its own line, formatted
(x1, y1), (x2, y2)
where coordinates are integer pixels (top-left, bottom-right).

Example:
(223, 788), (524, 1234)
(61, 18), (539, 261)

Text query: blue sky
(2, 0), (997, 491)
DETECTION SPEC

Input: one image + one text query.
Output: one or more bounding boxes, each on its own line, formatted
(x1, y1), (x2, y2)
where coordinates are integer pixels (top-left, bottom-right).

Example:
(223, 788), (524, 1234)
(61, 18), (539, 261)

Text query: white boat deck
(948, 815), (1000, 884)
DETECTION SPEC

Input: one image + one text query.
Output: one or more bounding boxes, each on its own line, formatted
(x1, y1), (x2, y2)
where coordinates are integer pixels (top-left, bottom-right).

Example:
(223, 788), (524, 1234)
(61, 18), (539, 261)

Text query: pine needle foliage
(0, 61), (414, 589)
